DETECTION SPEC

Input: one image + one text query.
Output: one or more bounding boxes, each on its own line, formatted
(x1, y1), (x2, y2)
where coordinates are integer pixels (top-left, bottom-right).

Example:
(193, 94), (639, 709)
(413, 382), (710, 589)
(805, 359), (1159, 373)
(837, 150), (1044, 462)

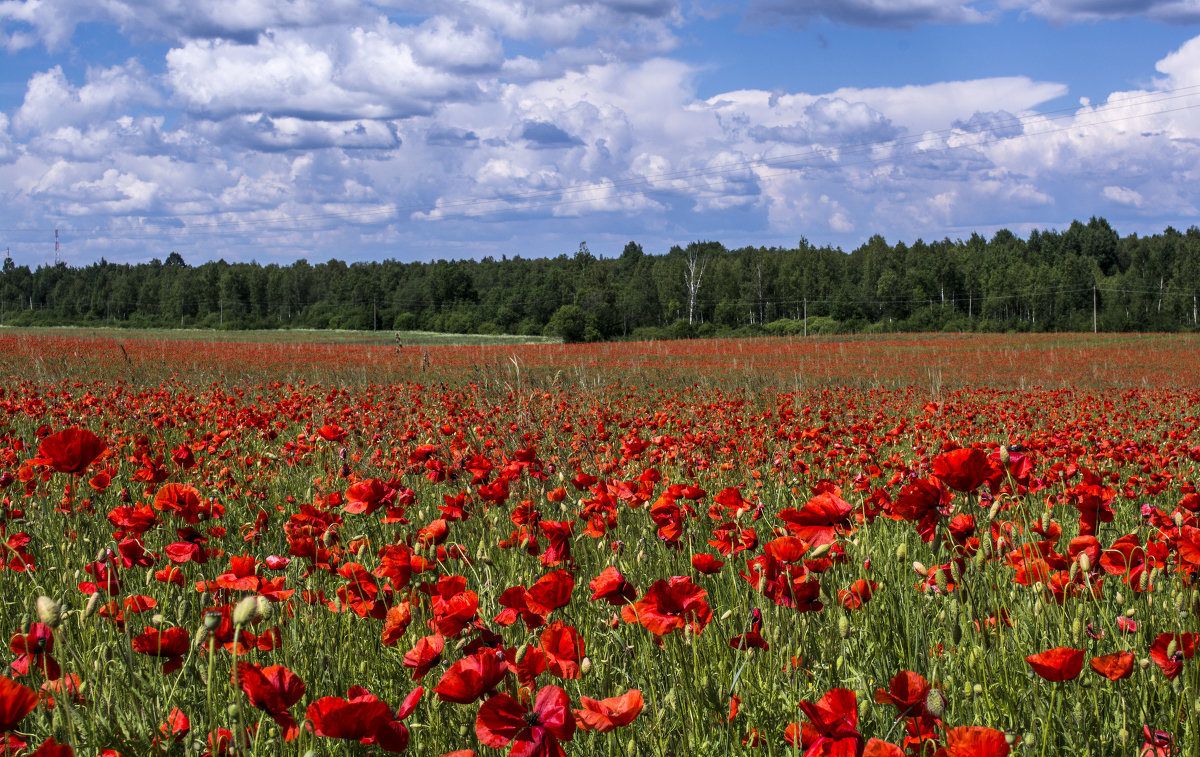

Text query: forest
(2, 216), (1199, 341)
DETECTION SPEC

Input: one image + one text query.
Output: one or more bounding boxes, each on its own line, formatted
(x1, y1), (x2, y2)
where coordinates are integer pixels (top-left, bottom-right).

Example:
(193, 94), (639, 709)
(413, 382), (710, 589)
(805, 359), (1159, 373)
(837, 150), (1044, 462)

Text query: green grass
(0, 325), (561, 347)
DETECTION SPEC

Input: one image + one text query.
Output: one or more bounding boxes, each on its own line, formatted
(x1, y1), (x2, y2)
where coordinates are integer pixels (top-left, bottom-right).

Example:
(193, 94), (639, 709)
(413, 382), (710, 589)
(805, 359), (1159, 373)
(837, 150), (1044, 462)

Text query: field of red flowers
(1, 330), (1199, 756)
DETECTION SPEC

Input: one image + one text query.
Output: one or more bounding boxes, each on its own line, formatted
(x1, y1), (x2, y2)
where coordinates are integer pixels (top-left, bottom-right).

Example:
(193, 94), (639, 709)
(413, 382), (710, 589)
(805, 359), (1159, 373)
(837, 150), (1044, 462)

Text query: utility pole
(803, 297), (808, 337)
(1093, 283), (1097, 333)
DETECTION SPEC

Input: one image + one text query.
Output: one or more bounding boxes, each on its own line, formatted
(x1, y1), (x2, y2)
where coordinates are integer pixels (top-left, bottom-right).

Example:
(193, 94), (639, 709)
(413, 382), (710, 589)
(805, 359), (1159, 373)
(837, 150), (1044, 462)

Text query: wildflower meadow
(1, 330), (1199, 756)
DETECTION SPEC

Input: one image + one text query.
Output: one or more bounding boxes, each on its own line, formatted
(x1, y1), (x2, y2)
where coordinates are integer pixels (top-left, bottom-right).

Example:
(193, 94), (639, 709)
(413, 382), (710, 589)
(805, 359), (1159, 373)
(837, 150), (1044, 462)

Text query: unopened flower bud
(82, 592), (102, 621)
(1078, 553), (1091, 572)
(924, 688), (945, 718)
(233, 596), (260, 627)
(36, 596), (62, 629)
(256, 596), (273, 623)
(203, 611), (222, 631)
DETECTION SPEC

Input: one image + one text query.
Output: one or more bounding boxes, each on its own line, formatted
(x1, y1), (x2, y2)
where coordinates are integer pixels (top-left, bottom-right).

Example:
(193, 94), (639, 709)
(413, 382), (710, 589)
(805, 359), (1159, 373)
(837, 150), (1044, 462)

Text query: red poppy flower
(316, 424), (347, 442)
(433, 649), (509, 704)
(1149, 633), (1197, 680)
(131, 626), (191, 674)
(838, 579), (878, 610)
(403, 635), (445, 681)
(0, 675), (38, 731)
(36, 427), (106, 475)
(9, 623), (61, 681)
(540, 621), (584, 679)
(305, 686), (412, 753)
(1025, 647), (1085, 682)
(778, 492), (852, 547)
(1088, 652), (1134, 681)
(691, 553), (725, 574)
(476, 685), (575, 757)
(381, 603), (413, 647)
(344, 479), (391, 515)
(729, 608), (768, 651)
(933, 726), (1011, 757)
(525, 570), (574, 616)
(863, 739), (905, 757)
(152, 484), (207, 523)
(236, 662), (305, 741)
(620, 577), (712, 637)
(796, 688), (861, 755)
(931, 447), (994, 492)
(573, 689), (643, 732)
(588, 567), (636, 605)
(27, 737), (74, 756)
(874, 671), (932, 719)
(1142, 725), (1172, 757)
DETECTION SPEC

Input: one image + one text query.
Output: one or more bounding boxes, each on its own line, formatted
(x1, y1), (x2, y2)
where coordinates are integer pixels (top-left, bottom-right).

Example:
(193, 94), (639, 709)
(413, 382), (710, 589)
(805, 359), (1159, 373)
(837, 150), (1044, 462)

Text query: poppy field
(1, 330), (1200, 756)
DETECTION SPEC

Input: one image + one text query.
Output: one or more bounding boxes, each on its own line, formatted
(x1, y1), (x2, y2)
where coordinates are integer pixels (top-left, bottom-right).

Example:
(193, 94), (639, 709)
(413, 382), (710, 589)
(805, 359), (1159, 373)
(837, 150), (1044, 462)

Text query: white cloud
(12, 62), (160, 135)
(748, 0), (990, 28)
(1103, 185), (1145, 207)
(0, 0), (368, 51)
(165, 21), (492, 121)
(1002, 0), (1200, 25)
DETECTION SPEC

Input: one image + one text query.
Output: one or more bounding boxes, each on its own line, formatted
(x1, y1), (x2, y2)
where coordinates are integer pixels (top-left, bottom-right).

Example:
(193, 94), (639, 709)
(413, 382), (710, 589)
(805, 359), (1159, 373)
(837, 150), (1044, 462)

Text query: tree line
(3, 217), (1200, 340)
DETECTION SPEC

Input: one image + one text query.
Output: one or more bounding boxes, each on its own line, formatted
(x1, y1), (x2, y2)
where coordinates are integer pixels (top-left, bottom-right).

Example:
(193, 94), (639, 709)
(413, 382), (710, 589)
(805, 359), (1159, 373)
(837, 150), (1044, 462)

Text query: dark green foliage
(4, 219), (1200, 339)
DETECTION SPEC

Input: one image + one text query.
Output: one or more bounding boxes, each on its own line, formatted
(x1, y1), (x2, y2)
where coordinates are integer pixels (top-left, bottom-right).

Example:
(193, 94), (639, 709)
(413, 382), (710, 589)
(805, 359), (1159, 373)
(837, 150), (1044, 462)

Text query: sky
(1, 1), (1200, 267)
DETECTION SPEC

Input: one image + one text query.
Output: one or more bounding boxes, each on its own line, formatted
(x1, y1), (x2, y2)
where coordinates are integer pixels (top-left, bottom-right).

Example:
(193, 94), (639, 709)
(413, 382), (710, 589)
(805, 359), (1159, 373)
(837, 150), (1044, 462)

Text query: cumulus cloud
(0, 0), (367, 50)
(165, 22), (492, 120)
(953, 110), (1024, 139)
(1001, 0), (1200, 25)
(748, 0), (990, 28)
(13, 61), (160, 135)
(749, 97), (900, 146)
(1103, 185), (1145, 207)
(198, 115), (401, 152)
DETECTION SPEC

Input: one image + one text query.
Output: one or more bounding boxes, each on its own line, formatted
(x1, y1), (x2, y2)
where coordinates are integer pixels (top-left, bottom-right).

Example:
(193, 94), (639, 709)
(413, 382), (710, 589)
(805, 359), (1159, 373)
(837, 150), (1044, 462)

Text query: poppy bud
(808, 543), (832, 559)
(1023, 733), (1035, 748)
(720, 610), (733, 622)
(999, 445), (1010, 467)
(951, 623), (962, 645)
(177, 601), (192, 623)
(203, 611), (222, 631)
(233, 596), (259, 627)
(837, 615), (849, 639)
(192, 626), (210, 650)
(151, 614), (165, 626)
(1078, 553), (1091, 572)
(82, 592), (102, 621)
(1118, 728), (1129, 745)
(972, 683), (983, 697)
(36, 596), (62, 629)
(1140, 658), (1151, 670)
(581, 657), (592, 675)
(227, 703), (241, 719)
(1175, 511), (1185, 528)
(1167, 639), (1179, 659)
(256, 596), (273, 623)
(934, 569), (947, 594)
(895, 544), (907, 561)
(913, 561), (928, 575)
(925, 688), (945, 718)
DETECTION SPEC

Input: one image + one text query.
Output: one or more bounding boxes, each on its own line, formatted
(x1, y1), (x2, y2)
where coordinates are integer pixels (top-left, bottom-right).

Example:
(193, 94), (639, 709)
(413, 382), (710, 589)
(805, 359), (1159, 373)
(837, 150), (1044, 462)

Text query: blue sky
(1, 1), (1199, 267)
